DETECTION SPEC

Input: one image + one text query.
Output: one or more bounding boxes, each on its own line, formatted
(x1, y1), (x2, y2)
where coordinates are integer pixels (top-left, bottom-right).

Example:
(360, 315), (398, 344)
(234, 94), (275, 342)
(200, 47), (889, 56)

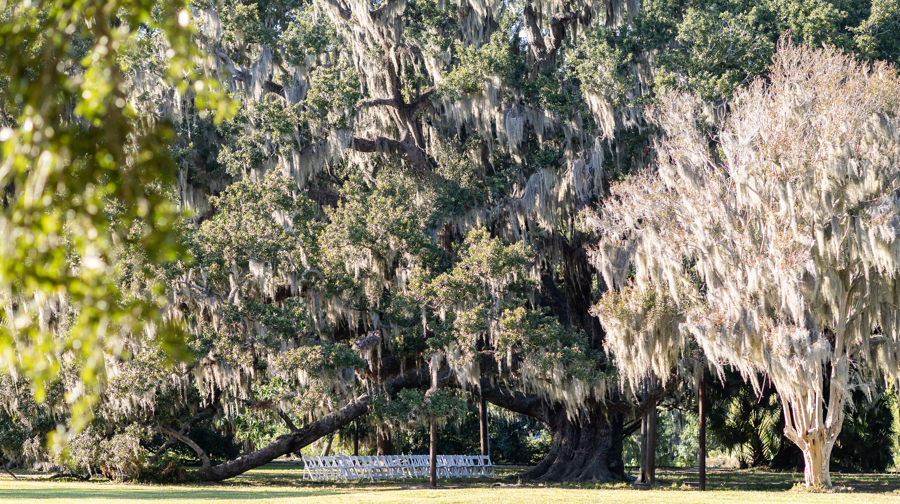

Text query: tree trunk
(634, 405), (657, 488)
(477, 379), (627, 482)
(479, 394), (489, 456)
(320, 435), (333, 457)
(353, 419), (359, 456)
(376, 424), (393, 456)
(781, 388), (842, 488)
(699, 371), (707, 491)
(800, 436), (833, 488)
(522, 403), (626, 482)
(430, 415), (438, 487)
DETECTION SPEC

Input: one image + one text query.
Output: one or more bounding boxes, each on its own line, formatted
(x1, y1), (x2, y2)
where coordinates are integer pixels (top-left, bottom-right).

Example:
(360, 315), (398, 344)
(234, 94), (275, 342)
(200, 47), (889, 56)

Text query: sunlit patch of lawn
(4, 464), (900, 503)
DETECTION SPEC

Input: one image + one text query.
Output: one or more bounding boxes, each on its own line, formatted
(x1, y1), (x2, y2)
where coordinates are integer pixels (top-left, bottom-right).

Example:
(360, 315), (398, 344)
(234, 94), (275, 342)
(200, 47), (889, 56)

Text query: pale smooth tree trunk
(781, 323), (850, 489)
(782, 382), (843, 488)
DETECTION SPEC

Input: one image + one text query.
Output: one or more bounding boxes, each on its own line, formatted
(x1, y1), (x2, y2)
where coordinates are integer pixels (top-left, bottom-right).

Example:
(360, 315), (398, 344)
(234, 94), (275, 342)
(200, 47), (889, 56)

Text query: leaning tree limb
(163, 366), (431, 481)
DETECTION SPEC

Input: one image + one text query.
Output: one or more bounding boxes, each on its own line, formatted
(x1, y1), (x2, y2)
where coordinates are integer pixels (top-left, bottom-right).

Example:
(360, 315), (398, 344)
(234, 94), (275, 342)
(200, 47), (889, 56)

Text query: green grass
(3, 464), (900, 503)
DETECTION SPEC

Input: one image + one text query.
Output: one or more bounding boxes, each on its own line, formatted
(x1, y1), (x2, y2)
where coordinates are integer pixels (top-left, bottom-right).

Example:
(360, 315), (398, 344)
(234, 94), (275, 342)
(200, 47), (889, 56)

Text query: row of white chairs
(301, 454), (495, 481)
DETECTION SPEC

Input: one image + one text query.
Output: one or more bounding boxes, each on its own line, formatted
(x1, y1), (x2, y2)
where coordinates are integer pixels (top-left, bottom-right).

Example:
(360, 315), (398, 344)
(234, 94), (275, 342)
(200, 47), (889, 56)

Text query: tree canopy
(591, 39), (900, 487)
(1, 0), (899, 488)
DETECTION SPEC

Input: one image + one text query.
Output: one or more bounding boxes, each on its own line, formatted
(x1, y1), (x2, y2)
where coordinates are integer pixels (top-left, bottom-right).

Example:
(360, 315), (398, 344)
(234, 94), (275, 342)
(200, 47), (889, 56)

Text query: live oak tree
(589, 40), (900, 488)
(114, 0), (645, 482)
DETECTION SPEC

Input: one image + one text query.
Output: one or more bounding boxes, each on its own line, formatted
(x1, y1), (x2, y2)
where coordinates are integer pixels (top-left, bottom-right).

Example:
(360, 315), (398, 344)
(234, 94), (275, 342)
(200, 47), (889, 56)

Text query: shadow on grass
(655, 467), (900, 493)
(6, 465), (900, 498)
(0, 485), (340, 501)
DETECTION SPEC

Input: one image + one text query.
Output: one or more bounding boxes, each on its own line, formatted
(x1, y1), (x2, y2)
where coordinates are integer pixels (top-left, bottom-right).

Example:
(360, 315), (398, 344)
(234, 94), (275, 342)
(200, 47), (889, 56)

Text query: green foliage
(303, 62), (361, 130)
(217, 99), (301, 177)
(633, 0), (900, 101)
(373, 388), (468, 428)
(197, 169), (317, 270)
(572, 27), (636, 106)
(0, 0), (231, 446)
(280, 8), (336, 66)
(655, 2), (775, 100)
(29, 423), (152, 480)
(0, 374), (61, 463)
(321, 176), (443, 309)
(440, 31), (514, 100)
(832, 389), (898, 472)
(707, 375), (784, 468)
(488, 411), (551, 465)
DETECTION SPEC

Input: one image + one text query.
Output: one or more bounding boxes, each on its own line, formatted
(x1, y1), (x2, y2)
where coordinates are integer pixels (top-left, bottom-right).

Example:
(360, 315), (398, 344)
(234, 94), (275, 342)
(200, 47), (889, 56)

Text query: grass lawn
(3, 464), (900, 503)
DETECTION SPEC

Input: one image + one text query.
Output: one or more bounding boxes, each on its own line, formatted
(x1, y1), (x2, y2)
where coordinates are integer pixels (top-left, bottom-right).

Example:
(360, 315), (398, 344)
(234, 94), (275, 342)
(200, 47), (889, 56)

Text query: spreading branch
(215, 48), (285, 98)
(150, 405), (216, 463)
(277, 408), (299, 432)
(521, 5), (583, 68)
(156, 426), (212, 473)
(351, 136), (435, 173)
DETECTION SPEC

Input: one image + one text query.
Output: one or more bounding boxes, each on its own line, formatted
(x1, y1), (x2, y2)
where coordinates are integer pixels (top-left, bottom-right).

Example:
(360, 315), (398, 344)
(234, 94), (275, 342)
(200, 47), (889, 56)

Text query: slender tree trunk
(430, 415), (437, 488)
(353, 419), (359, 456)
(634, 398), (657, 488)
(640, 410), (657, 483)
(648, 407), (657, 482)
(320, 435), (333, 457)
(699, 372), (707, 491)
(479, 394), (489, 456)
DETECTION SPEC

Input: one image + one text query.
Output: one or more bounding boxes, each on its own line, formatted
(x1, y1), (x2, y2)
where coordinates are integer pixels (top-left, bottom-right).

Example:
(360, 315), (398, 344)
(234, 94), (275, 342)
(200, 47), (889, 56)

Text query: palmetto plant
(707, 375), (783, 468)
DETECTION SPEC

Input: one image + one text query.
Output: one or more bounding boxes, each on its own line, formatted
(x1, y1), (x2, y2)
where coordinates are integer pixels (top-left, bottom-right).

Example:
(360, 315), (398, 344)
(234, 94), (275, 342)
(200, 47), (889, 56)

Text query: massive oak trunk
(522, 402), (626, 481)
(479, 379), (627, 482)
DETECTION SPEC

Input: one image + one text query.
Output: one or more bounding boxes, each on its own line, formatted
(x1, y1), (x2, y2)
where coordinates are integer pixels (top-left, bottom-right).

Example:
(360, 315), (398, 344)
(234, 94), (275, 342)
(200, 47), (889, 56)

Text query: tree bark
(801, 437), (833, 488)
(320, 435), (333, 457)
(376, 424), (393, 456)
(523, 402), (626, 481)
(479, 394), (489, 457)
(478, 379), (627, 482)
(353, 419), (359, 456)
(430, 415), (438, 487)
(634, 401), (657, 488)
(699, 371), (707, 491)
